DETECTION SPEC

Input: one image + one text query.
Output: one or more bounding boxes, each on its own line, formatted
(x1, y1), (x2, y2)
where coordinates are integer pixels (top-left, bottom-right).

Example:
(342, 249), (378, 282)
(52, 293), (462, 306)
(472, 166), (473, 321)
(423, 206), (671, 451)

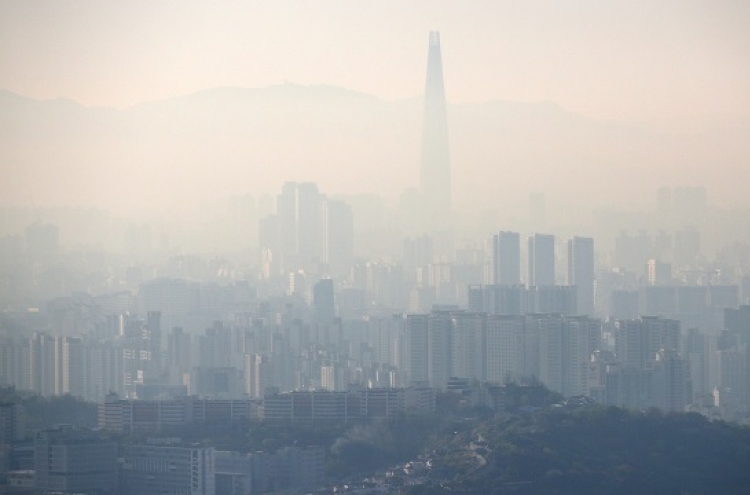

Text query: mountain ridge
(2, 84), (748, 212)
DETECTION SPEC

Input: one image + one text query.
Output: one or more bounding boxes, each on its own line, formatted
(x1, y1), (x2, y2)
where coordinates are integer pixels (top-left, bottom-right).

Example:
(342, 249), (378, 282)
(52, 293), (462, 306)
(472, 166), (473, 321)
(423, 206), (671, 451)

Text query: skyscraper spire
(420, 31), (451, 219)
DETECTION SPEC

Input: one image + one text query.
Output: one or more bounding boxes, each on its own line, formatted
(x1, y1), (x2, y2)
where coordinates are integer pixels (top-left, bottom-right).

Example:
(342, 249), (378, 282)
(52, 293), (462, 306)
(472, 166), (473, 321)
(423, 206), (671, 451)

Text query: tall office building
(420, 31), (451, 219)
(568, 236), (595, 315)
(528, 234), (555, 287)
(493, 232), (521, 285)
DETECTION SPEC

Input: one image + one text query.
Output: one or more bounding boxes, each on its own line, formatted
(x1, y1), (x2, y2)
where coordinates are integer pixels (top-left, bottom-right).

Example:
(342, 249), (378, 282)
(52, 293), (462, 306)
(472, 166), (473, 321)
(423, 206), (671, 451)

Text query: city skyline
(2, 4), (750, 492)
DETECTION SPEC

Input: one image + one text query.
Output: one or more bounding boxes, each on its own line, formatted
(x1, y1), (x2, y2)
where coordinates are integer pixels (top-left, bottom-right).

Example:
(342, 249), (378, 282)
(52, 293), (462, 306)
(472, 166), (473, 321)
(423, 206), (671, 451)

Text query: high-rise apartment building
(647, 259), (672, 286)
(450, 312), (486, 383)
(264, 182), (354, 276)
(529, 315), (602, 397)
(615, 317), (680, 371)
(427, 312), (452, 390)
(715, 345), (748, 413)
(323, 199), (354, 278)
(59, 336), (85, 398)
(276, 181), (324, 271)
(244, 353), (274, 398)
(528, 234), (555, 287)
(26, 333), (56, 397)
(485, 315), (524, 383)
(493, 232), (521, 285)
(527, 285), (577, 315)
(167, 327), (191, 386)
(568, 236), (595, 315)
(468, 284), (525, 315)
(313, 278), (335, 324)
(652, 349), (692, 412)
(146, 311), (162, 376)
(407, 314), (429, 385)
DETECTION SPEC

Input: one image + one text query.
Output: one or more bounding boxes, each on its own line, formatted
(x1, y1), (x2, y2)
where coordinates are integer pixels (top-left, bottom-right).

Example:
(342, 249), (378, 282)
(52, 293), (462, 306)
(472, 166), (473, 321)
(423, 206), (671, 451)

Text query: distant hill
(2, 85), (748, 214)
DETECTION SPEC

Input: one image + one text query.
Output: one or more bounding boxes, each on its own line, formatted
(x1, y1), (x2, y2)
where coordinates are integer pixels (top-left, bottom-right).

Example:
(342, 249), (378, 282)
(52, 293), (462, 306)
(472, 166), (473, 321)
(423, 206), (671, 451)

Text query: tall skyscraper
(493, 232), (521, 285)
(528, 234), (555, 287)
(568, 236), (595, 315)
(420, 31), (451, 219)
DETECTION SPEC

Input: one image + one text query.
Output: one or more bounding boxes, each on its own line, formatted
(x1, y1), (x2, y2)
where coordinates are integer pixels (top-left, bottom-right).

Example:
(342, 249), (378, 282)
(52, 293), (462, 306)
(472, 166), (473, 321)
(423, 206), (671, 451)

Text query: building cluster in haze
(1, 32), (750, 493)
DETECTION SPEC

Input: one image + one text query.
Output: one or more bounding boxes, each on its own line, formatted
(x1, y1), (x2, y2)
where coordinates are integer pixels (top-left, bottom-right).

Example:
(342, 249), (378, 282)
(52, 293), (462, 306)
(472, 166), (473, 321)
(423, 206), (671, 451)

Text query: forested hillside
(410, 407), (750, 495)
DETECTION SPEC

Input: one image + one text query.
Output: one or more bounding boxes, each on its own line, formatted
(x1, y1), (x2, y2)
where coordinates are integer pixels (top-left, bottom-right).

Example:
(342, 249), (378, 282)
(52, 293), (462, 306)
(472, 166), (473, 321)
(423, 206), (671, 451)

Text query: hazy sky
(2, 1), (750, 216)
(1, 0), (749, 120)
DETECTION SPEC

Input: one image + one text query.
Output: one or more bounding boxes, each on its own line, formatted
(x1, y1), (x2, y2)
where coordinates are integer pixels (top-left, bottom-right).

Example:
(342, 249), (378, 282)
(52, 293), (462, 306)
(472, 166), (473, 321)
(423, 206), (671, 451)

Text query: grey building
(122, 440), (215, 495)
(493, 232), (521, 285)
(34, 427), (117, 494)
(528, 233), (555, 287)
(568, 236), (595, 315)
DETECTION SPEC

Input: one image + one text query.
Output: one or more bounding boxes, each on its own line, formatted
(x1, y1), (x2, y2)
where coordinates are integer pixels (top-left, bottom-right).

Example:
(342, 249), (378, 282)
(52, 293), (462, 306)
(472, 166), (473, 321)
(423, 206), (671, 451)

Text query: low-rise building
(121, 439), (215, 495)
(34, 426), (118, 494)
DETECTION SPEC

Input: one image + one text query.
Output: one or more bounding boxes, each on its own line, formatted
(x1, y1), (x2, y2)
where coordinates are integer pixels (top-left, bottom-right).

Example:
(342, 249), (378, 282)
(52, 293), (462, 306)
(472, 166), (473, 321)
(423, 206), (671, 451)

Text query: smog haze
(2, 0), (749, 217)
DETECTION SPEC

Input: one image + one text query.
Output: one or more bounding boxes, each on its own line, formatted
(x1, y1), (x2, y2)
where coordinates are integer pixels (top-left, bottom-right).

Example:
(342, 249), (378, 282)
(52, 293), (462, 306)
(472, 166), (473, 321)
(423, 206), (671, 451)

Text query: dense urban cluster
(2, 199), (748, 424)
(1, 31), (749, 494)
(2, 183), (749, 492)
